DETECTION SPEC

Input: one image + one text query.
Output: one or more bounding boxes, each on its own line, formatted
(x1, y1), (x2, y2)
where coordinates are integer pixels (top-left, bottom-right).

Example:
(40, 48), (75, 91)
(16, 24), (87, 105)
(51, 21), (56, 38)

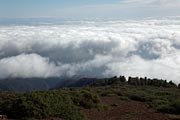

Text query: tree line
(93, 76), (179, 88)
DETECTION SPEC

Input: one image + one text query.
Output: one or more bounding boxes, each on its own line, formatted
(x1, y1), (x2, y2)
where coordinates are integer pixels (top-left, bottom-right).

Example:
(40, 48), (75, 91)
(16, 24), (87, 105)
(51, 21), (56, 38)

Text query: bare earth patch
(82, 96), (170, 120)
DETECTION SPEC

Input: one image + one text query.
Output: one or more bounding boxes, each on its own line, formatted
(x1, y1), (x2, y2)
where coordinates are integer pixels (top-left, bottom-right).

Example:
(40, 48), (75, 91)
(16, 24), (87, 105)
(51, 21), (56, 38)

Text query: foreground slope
(0, 76), (180, 120)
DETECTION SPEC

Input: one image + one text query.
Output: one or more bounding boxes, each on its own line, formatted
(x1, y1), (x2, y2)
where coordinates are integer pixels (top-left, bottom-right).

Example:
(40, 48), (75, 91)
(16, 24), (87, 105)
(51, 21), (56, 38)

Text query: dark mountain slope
(54, 78), (99, 89)
(0, 77), (64, 92)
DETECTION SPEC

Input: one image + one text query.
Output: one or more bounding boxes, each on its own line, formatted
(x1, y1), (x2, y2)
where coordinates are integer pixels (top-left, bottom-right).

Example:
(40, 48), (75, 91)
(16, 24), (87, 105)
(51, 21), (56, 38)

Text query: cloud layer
(0, 17), (180, 82)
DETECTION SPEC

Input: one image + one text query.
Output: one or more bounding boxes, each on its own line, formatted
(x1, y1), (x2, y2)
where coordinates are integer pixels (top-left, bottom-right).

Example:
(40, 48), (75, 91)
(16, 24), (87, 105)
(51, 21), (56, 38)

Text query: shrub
(127, 91), (151, 102)
(0, 91), (85, 120)
(150, 99), (180, 114)
(71, 90), (100, 109)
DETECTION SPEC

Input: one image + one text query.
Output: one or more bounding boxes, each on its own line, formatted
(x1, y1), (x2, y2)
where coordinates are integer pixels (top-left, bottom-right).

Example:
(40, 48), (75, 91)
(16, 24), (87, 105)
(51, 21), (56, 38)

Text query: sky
(0, 0), (180, 19)
(0, 0), (119, 18)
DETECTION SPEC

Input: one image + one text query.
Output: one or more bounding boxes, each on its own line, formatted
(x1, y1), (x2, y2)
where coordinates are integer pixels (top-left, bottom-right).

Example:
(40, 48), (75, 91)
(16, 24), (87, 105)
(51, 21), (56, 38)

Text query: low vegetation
(0, 89), (100, 120)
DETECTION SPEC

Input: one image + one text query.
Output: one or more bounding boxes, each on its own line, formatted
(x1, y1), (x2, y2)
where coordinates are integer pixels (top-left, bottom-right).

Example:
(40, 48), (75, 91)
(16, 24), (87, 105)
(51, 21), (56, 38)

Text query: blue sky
(0, 0), (119, 18)
(0, 0), (180, 19)
(0, 0), (118, 9)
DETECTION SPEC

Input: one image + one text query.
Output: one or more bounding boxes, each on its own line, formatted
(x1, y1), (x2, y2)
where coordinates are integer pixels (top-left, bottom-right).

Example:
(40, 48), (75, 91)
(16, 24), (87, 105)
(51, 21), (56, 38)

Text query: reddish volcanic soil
(82, 96), (170, 120)
(45, 118), (64, 120)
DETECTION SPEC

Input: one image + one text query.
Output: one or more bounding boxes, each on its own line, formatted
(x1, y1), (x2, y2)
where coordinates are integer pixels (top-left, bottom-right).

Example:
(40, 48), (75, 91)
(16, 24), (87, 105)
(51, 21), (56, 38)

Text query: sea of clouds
(0, 17), (180, 82)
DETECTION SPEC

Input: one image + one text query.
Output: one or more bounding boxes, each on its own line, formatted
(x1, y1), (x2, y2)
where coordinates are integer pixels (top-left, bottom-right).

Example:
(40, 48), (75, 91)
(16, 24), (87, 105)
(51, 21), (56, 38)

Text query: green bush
(149, 99), (180, 115)
(0, 91), (85, 120)
(127, 91), (151, 102)
(71, 90), (100, 109)
(0, 89), (102, 119)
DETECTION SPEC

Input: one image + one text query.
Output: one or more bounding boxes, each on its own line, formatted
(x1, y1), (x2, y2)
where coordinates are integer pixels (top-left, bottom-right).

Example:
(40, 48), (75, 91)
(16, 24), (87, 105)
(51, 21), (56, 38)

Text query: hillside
(55, 76), (178, 89)
(0, 76), (178, 92)
(0, 76), (180, 120)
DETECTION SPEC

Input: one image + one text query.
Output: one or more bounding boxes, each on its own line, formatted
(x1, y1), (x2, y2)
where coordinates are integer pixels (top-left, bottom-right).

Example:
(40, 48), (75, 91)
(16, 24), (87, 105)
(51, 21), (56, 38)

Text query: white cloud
(121, 0), (180, 7)
(0, 54), (60, 78)
(104, 54), (180, 83)
(152, 0), (180, 7)
(0, 17), (180, 82)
